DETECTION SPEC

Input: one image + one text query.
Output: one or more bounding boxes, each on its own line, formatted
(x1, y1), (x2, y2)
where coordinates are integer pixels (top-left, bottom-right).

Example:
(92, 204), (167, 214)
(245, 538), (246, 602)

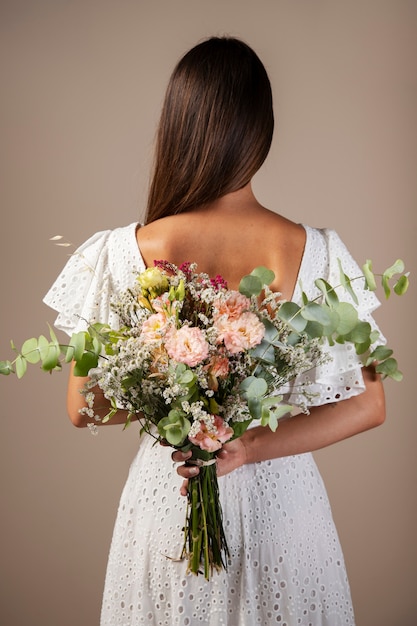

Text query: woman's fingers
(180, 479), (189, 496)
(172, 449), (199, 479)
(172, 449), (192, 462)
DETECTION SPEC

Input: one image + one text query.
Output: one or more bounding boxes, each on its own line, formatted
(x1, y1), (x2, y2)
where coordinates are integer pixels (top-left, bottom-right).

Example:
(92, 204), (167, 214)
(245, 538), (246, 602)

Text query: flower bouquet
(0, 259), (408, 579)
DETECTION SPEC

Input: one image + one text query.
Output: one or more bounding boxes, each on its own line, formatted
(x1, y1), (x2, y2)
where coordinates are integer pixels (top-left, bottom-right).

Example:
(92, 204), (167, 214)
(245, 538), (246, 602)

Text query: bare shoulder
(136, 215), (190, 267)
(261, 210), (306, 244)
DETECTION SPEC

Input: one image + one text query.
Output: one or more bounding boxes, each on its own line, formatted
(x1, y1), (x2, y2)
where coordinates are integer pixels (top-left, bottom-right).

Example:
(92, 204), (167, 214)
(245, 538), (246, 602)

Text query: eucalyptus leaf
(337, 259), (359, 305)
(178, 369), (195, 385)
(248, 396), (262, 420)
(334, 302), (358, 335)
(367, 345), (393, 364)
(382, 259), (406, 299)
(92, 336), (102, 356)
(72, 352), (98, 377)
(38, 335), (51, 361)
(375, 357), (402, 380)
(278, 302), (307, 332)
(0, 360), (13, 375)
(157, 410), (191, 446)
(314, 278), (339, 306)
(41, 345), (60, 371)
(47, 323), (60, 348)
(15, 355), (27, 379)
(344, 321), (372, 345)
(261, 395), (284, 408)
(21, 338), (41, 364)
(174, 363), (187, 378)
(239, 274), (263, 297)
(250, 340), (276, 364)
(262, 319), (281, 342)
(369, 330), (380, 344)
(261, 405), (274, 428)
(303, 321), (324, 339)
(393, 274), (409, 296)
(383, 259), (405, 279)
(354, 338), (371, 355)
(381, 274), (391, 299)
(68, 331), (86, 362)
(301, 302), (332, 325)
(240, 376), (268, 399)
(362, 260), (377, 291)
(250, 266), (275, 286)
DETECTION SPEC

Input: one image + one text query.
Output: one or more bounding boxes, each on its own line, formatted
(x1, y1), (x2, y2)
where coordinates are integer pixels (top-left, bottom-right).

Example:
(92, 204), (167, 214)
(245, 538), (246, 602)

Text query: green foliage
(239, 376), (292, 430)
(239, 266), (275, 297)
(0, 360), (13, 375)
(240, 258), (409, 382)
(363, 259), (409, 298)
(157, 409), (191, 446)
(0, 322), (110, 379)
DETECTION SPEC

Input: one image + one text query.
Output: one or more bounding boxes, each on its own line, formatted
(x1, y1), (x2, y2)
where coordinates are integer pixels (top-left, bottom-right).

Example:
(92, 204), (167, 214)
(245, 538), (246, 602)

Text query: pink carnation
(140, 313), (169, 342)
(215, 311), (265, 354)
(189, 416), (234, 452)
(213, 291), (251, 319)
(165, 326), (209, 366)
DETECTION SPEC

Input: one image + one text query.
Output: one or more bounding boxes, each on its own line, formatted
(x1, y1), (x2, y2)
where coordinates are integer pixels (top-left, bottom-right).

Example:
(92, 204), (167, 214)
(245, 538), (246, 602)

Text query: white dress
(44, 222), (384, 626)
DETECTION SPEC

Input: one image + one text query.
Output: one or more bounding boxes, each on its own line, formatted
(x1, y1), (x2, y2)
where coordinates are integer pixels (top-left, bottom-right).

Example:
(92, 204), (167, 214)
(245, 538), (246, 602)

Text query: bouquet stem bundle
(184, 452), (229, 579)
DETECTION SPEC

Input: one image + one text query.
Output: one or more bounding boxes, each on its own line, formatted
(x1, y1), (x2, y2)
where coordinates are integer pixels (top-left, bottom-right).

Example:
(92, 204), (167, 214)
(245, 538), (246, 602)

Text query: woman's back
(137, 184), (306, 299)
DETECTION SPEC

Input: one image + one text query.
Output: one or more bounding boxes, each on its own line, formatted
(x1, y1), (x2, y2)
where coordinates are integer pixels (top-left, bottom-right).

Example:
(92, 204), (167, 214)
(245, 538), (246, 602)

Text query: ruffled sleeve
(285, 227), (386, 408)
(43, 223), (144, 336)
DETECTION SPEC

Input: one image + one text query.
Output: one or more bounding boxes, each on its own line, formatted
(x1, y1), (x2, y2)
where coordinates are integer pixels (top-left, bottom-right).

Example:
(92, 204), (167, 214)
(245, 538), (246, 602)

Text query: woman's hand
(172, 366), (385, 495)
(172, 437), (248, 495)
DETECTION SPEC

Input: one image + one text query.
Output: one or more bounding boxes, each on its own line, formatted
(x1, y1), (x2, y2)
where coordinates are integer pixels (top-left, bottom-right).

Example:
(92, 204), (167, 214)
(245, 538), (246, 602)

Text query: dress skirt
(100, 437), (355, 626)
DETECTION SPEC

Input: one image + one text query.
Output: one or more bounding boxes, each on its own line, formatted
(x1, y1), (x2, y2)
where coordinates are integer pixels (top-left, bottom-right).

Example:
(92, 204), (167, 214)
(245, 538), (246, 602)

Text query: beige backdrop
(0, 1), (416, 625)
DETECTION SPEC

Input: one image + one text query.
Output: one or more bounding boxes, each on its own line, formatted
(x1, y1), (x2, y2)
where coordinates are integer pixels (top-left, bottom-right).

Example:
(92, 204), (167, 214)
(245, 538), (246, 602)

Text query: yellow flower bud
(137, 268), (169, 292)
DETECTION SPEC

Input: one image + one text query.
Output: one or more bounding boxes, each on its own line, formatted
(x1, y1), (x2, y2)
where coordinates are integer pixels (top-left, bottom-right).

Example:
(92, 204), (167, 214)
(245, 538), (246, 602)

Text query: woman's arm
(174, 366), (386, 480)
(67, 362), (132, 427)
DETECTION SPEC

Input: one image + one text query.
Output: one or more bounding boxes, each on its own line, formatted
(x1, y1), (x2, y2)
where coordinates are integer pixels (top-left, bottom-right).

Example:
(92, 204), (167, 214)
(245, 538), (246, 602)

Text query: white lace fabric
(44, 223), (384, 625)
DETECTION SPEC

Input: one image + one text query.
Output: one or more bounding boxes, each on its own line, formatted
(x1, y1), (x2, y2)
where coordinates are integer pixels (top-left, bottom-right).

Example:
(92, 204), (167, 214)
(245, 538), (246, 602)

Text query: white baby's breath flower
(87, 423), (99, 436)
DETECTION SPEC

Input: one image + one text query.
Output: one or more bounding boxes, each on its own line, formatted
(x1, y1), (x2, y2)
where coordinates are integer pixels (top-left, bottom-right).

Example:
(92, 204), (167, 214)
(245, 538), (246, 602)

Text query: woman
(45, 37), (385, 625)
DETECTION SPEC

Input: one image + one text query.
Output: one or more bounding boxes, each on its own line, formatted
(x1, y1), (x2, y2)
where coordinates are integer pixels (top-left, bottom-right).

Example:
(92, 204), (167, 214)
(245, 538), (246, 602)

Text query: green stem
(190, 477), (201, 575)
(199, 473), (210, 580)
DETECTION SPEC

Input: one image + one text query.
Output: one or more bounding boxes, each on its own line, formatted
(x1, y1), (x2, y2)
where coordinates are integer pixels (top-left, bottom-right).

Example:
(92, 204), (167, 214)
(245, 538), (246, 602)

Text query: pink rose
(215, 311), (265, 354)
(189, 416), (234, 452)
(164, 326), (209, 366)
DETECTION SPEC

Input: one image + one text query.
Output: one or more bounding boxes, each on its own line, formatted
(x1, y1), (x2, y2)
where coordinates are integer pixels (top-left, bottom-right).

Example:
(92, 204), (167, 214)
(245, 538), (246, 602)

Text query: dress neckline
(130, 221), (311, 304)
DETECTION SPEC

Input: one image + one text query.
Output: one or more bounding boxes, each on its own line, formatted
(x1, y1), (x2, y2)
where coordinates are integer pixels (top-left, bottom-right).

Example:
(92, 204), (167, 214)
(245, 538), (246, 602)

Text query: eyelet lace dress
(44, 222), (384, 626)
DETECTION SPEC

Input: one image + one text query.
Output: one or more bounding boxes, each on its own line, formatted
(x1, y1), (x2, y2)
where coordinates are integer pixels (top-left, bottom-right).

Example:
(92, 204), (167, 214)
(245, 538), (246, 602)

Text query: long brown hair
(145, 37), (274, 224)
